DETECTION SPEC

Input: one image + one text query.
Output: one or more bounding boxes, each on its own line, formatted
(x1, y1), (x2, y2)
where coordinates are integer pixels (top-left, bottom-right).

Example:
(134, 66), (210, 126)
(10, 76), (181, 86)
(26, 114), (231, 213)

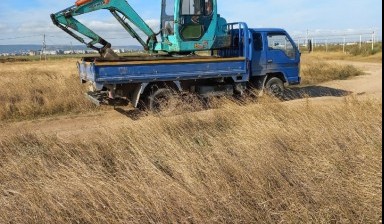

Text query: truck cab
(220, 27), (300, 95)
(250, 28), (301, 88)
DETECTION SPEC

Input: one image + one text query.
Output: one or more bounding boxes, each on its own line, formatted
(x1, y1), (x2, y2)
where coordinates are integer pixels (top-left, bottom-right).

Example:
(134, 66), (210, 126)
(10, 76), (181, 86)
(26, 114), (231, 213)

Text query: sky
(0, 0), (382, 46)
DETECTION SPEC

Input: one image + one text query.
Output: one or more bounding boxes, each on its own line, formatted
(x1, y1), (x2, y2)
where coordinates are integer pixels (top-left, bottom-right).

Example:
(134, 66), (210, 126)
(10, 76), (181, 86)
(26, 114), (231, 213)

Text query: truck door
(266, 32), (300, 84)
(250, 31), (267, 76)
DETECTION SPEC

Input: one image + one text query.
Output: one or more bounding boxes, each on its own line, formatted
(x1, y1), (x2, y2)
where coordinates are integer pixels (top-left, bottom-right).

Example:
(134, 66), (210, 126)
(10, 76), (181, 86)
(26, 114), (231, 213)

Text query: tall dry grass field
(0, 56), (382, 223)
(0, 97), (382, 223)
(0, 59), (96, 121)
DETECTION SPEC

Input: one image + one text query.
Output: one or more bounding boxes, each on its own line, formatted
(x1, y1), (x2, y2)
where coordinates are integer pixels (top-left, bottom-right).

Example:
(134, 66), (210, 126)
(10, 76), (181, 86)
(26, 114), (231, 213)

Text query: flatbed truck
(78, 24), (301, 111)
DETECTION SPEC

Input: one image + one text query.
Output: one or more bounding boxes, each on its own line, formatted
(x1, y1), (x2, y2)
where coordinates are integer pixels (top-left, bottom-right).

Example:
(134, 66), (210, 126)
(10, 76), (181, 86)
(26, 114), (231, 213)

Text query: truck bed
(79, 55), (248, 85)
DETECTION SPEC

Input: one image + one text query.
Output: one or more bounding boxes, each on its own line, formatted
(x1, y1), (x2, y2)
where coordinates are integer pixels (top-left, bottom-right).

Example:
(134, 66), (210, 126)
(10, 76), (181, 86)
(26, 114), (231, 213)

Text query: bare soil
(1, 60), (381, 139)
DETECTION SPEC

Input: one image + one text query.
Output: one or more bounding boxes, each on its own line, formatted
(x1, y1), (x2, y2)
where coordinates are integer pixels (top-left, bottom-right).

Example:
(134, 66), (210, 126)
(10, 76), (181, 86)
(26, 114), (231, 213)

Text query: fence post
(312, 38), (314, 52)
(359, 35), (362, 49)
(372, 31), (375, 50)
(326, 38), (328, 52)
(343, 36), (346, 53)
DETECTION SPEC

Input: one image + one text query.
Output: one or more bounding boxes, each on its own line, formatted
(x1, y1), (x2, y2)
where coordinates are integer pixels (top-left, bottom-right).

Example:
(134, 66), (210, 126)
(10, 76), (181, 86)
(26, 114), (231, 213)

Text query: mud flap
(131, 83), (149, 108)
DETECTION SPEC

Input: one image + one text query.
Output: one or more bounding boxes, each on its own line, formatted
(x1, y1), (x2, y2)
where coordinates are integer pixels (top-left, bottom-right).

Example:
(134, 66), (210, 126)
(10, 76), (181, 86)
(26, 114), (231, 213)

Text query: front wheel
(265, 77), (284, 98)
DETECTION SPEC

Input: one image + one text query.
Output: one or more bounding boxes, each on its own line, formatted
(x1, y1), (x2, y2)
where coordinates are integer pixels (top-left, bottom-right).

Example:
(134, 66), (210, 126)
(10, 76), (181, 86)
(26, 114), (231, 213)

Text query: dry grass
(299, 42), (382, 61)
(300, 60), (364, 85)
(301, 51), (383, 63)
(0, 59), (97, 121)
(0, 56), (382, 223)
(0, 97), (382, 223)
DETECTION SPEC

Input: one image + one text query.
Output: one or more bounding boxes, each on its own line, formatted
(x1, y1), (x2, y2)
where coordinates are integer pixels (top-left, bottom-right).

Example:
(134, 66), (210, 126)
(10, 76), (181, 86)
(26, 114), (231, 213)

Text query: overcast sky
(0, 0), (382, 46)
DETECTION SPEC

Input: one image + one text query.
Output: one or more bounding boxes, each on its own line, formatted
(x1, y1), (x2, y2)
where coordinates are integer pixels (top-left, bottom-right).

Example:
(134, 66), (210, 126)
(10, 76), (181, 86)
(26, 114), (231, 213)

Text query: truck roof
(250, 28), (286, 33)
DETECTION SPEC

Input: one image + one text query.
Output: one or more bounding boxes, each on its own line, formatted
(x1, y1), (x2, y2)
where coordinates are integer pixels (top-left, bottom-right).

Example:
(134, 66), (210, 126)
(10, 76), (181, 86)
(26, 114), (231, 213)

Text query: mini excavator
(51, 0), (231, 58)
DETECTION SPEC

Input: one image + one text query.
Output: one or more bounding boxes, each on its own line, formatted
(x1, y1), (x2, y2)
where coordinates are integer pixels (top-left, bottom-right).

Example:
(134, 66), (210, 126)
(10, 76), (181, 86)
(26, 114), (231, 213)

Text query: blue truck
(78, 23), (301, 111)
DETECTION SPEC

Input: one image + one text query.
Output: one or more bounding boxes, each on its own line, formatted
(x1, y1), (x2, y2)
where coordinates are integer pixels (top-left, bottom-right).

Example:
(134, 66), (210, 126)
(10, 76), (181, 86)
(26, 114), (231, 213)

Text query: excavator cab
(162, 0), (212, 40)
(158, 0), (231, 53)
(51, 0), (231, 56)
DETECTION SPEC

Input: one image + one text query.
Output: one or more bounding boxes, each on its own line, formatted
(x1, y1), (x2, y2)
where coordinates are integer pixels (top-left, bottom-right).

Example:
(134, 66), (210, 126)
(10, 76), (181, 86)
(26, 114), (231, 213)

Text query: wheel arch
(265, 72), (287, 84)
(249, 72), (287, 91)
(137, 81), (182, 110)
(142, 81), (182, 95)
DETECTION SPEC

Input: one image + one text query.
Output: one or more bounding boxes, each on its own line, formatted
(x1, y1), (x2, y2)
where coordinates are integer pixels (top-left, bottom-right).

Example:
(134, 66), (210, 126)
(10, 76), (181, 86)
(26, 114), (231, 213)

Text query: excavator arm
(51, 0), (158, 57)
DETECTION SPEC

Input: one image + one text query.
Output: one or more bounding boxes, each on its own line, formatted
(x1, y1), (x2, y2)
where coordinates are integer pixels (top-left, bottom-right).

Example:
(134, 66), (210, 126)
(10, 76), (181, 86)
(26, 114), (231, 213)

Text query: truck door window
(267, 34), (295, 59)
(252, 32), (262, 51)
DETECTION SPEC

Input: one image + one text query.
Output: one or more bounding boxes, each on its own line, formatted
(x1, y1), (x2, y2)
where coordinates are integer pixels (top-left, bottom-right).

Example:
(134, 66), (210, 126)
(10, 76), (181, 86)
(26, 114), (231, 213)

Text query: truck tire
(265, 77), (284, 98)
(148, 87), (178, 113)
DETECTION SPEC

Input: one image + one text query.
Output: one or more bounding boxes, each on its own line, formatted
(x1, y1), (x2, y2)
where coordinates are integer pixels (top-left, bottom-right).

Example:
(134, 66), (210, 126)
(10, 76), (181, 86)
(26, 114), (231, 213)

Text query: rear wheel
(265, 77), (284, 98)
(147, 87), (178, 114)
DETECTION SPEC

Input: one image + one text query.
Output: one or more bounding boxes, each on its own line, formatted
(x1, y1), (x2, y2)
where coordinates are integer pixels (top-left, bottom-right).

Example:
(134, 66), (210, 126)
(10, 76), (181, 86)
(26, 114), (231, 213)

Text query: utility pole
(40, 34), (47, 61)
(297, 38), (300, 50)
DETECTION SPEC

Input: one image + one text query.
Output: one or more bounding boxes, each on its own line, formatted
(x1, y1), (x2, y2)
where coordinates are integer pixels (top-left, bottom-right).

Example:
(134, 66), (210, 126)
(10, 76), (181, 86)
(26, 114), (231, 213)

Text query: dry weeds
(300, 60), (364, 85)
(301, 51), (383, 63)
(0, 55), (381, 223)
(0, 97), (382, 223)
(0, 59), (96, 121)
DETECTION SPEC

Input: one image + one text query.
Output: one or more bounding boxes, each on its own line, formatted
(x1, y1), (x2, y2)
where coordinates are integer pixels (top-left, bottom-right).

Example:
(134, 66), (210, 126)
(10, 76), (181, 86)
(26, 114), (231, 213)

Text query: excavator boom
(51, 0), (157, 57)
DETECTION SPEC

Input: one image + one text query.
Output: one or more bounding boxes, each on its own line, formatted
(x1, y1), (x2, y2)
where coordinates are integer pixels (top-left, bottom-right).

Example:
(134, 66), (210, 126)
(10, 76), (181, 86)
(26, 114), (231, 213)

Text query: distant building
(29, 51), (37, 56)
(85, 50), (98, 54)
(42, 50), (59, 55)
(73, 50), (86, 54)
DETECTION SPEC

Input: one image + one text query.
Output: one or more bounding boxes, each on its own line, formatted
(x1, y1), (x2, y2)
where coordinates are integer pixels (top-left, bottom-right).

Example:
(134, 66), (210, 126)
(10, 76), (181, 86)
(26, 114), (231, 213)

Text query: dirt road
(1, 61), (381, 139)
(324, 61), (382, 97)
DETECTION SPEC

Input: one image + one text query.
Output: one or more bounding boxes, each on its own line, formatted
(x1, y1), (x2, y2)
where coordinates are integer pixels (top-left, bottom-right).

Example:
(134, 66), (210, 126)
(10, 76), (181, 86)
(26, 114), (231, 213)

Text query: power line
(293, 32), (378, 39)
(0, 35), (41, 41)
